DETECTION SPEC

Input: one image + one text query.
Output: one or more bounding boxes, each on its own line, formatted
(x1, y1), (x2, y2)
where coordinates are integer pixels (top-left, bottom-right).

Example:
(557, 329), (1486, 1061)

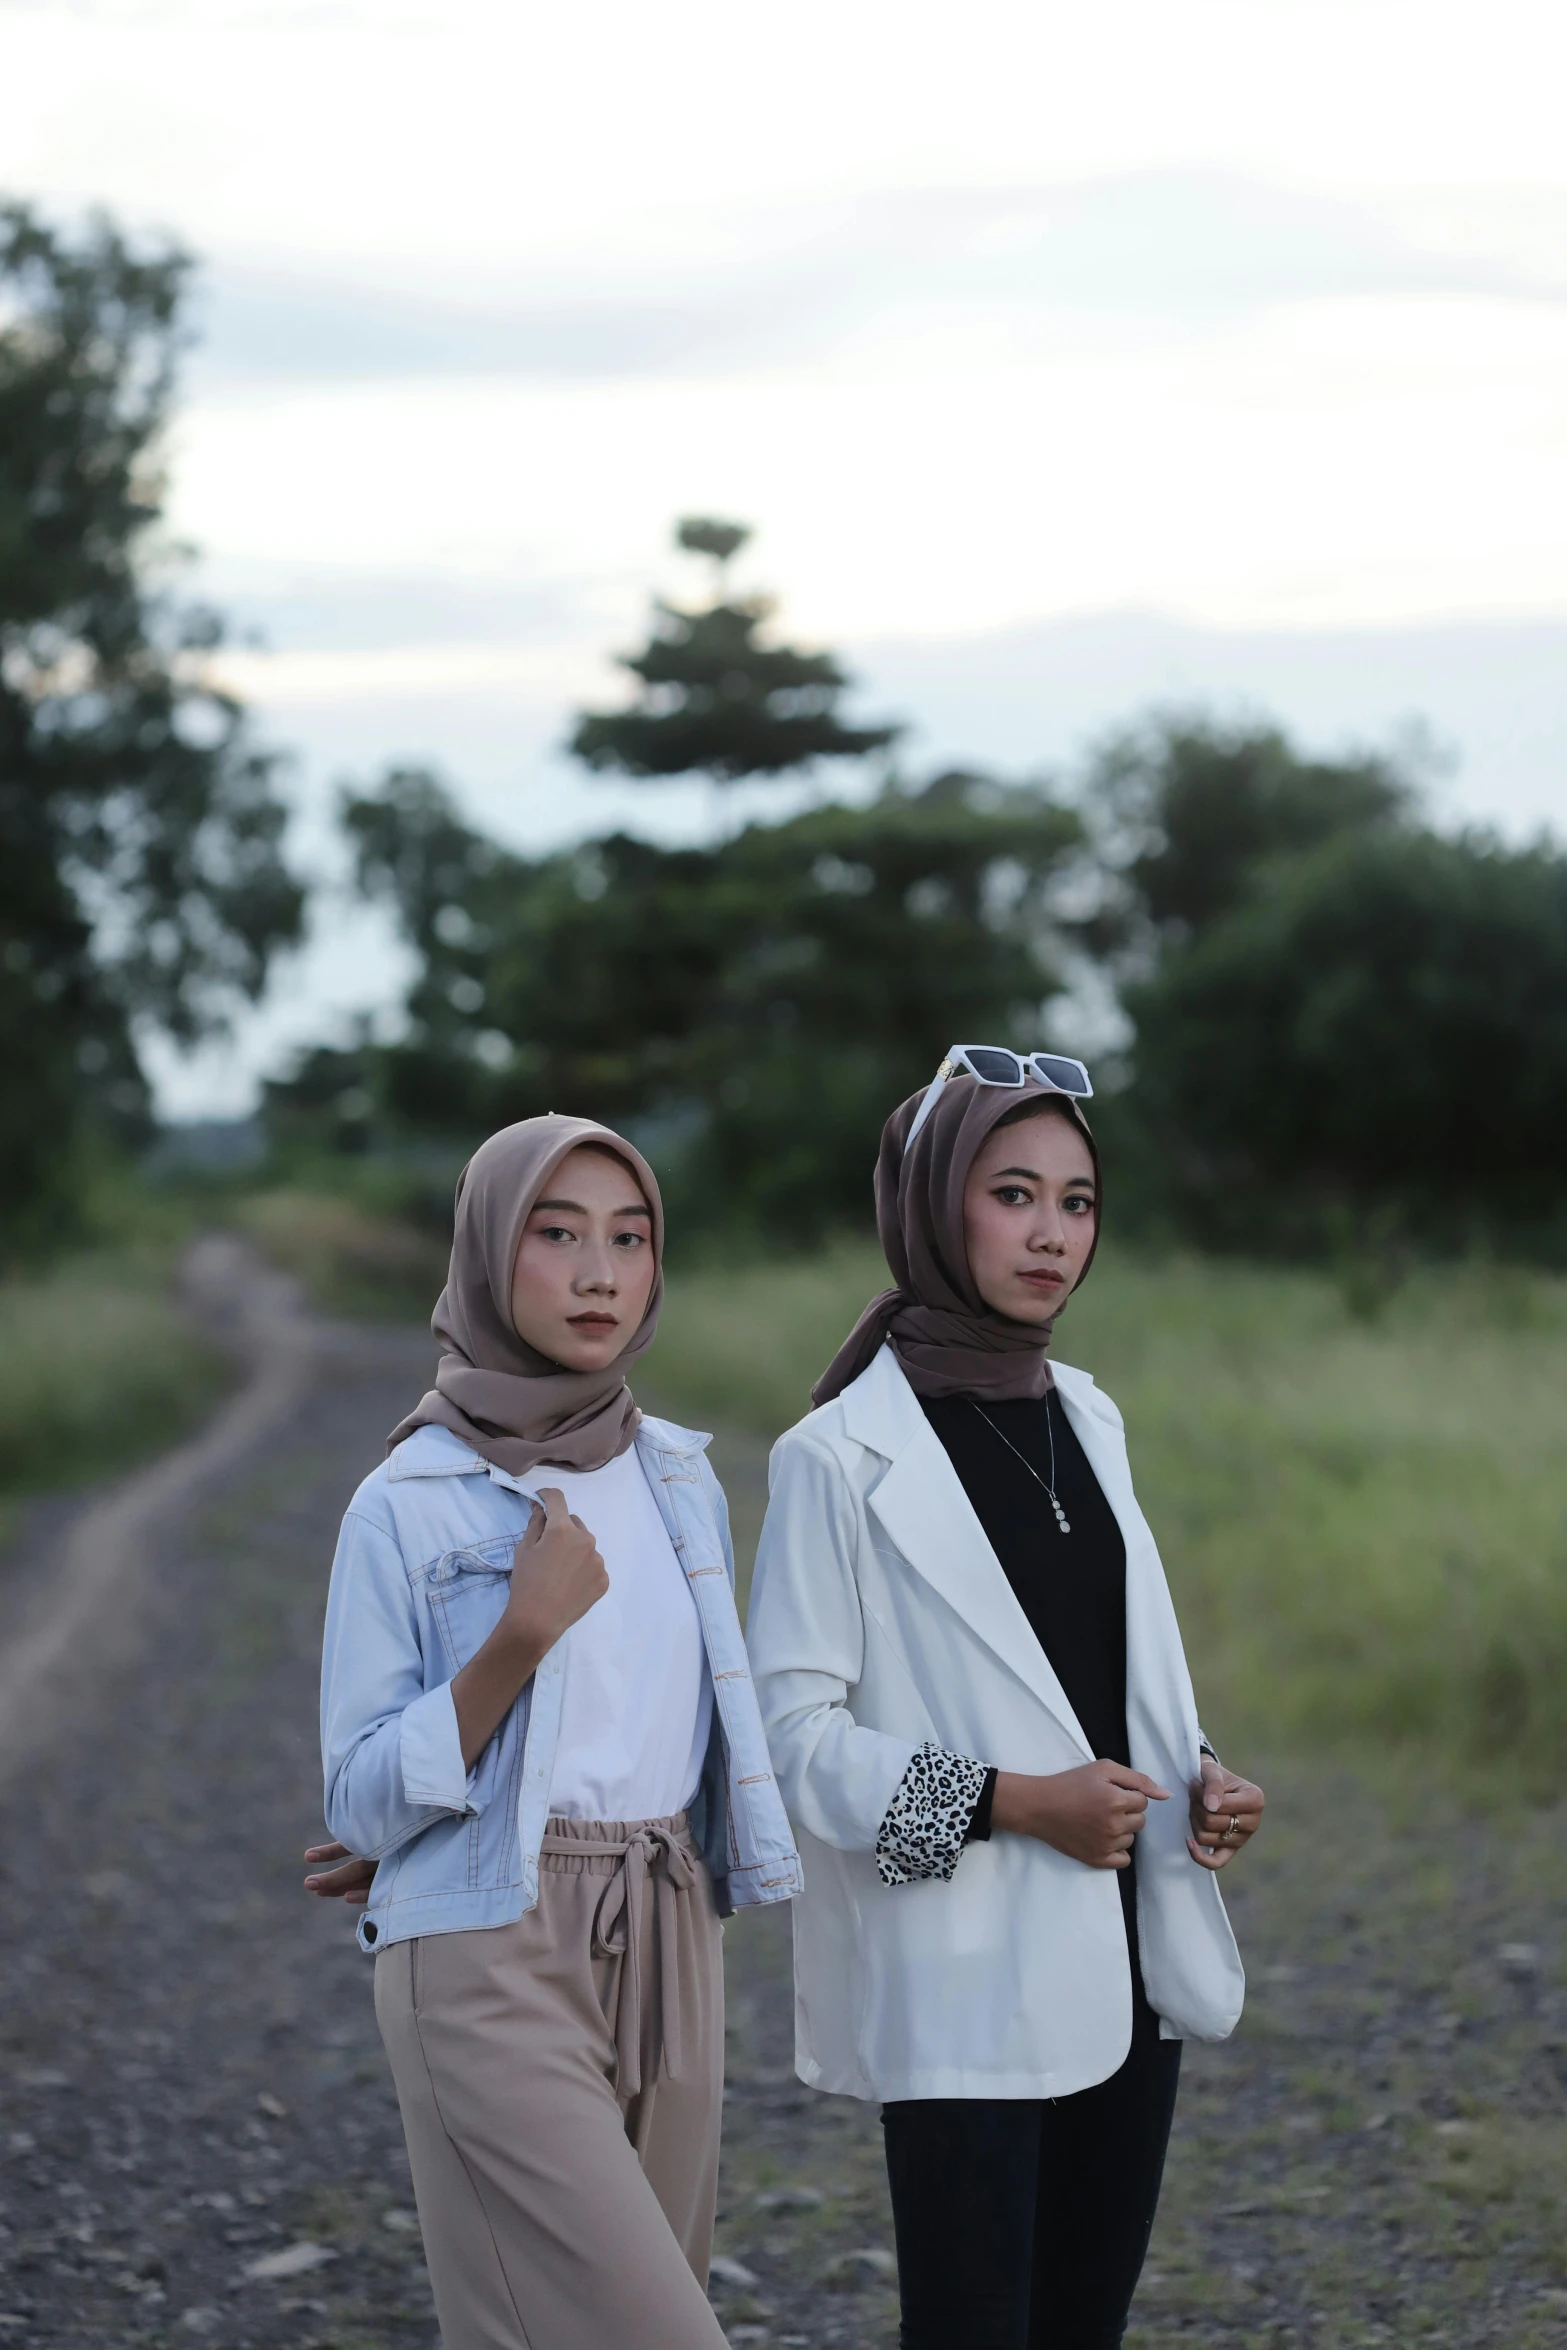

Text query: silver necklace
(969, 1396), (1071, 1534)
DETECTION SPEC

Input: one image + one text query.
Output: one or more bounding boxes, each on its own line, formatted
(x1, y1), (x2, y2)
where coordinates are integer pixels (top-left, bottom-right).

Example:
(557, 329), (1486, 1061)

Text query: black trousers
(881, 1994), (1181, 2350)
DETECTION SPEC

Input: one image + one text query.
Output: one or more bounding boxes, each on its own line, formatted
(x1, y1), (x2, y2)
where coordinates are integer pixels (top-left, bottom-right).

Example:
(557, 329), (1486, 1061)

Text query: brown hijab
(811, 1076), (1100, 1408)
(388, 1114), (663, 1476)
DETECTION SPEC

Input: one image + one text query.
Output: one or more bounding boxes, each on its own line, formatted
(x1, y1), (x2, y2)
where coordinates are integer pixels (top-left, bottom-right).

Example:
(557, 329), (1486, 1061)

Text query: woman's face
(961, 1108), (1098, 1326)
(509, 1144), (657, 1371)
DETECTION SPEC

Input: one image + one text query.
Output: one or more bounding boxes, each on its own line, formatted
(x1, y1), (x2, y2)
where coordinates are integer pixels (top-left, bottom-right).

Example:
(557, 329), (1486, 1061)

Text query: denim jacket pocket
(427, 1535), (516, 1674)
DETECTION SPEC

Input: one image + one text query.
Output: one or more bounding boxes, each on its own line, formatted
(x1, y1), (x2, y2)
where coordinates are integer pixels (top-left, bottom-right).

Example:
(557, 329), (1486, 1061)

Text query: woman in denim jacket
(309, 1115), (800, 2350)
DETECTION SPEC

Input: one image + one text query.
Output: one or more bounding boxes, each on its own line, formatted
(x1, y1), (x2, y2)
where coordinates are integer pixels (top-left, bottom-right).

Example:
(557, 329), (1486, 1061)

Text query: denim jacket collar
(385, 1418), (712, 1493)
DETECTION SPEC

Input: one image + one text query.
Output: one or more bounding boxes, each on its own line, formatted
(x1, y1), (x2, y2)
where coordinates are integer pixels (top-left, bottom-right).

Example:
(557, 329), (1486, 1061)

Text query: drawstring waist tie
(539, 1817), (701, 2099)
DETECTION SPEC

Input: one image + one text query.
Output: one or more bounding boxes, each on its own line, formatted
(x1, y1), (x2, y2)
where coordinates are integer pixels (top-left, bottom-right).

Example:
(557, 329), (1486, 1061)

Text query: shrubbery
(269, 689), (1567, 1265)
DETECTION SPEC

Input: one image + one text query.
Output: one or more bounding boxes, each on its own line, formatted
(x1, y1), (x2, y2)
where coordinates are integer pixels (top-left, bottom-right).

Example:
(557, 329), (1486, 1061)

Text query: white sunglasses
(905, 1045), (1094, 1151)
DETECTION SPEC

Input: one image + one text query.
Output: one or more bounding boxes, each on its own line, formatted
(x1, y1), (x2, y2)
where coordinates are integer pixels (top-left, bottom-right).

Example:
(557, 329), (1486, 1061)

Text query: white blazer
(747, 1344), (1244, 2103)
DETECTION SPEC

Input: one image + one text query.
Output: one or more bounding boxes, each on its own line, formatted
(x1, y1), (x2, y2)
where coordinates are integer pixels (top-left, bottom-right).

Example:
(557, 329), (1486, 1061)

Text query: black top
(920, 1389), (1130, 1770)
(921, 1387), (1145, 1978)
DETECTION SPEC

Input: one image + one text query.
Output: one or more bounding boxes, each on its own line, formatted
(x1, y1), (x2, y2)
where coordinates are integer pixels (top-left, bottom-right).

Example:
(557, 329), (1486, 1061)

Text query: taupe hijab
(388, 1114), (663, 1475)
(812, 1076), (1100, 1408)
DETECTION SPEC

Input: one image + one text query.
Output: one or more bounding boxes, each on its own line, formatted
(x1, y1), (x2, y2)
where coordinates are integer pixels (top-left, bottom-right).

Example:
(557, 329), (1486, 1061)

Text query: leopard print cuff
(875, 1741), (990, 1887)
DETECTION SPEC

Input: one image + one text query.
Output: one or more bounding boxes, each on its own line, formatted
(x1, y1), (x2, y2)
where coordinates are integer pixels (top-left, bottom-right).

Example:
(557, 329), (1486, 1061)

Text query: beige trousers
(375, 1813), (729, 2350)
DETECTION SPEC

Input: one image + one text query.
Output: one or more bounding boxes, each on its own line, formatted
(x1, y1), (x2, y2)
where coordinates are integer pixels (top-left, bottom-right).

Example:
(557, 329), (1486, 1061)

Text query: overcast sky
(7, 0), (1567, 1112)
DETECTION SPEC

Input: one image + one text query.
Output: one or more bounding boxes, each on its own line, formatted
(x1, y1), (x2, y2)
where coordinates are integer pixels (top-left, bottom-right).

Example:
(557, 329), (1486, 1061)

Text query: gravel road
(1, 1273), (1563, 2349)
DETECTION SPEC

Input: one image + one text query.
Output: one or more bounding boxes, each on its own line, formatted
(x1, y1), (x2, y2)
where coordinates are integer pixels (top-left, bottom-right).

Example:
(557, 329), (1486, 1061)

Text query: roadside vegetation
(28, 1172), (1561, 1800)
(0, 1242), (229, 1536)
(0, 1165), (446, 1541)
(650, 1240), (1567, 1792)
(233, 1185), (449, 1322)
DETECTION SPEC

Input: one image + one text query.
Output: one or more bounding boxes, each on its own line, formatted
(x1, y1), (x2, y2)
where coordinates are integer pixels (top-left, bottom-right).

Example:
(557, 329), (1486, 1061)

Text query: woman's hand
(991, 1760), (1170, 1869)
(302, 1842), (376, 1905)
(501, 1487), (609, 1656)
(1187, 1755), (1265, 1870)
(451, 1489), (608, 1770)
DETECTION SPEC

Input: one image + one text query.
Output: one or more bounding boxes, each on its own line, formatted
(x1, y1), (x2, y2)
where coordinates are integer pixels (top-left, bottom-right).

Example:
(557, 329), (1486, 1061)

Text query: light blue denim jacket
(320, 1417), (803, 1954)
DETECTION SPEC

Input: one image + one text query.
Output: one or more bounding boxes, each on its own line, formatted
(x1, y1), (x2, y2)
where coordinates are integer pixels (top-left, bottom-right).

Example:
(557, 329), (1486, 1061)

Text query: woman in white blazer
(747, 1051), (1264, 2350)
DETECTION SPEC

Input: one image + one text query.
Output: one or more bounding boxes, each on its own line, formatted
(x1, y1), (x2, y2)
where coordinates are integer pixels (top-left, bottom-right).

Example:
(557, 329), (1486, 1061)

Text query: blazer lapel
(861, 1380), (1093, 1758)
(1050, 1374), (1139, 1539)
(1051, 1371), (1191, 1755)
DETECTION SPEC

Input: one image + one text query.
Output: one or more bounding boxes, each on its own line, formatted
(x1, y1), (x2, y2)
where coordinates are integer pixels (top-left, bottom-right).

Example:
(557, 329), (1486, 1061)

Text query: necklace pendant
(968, 1399), (1072, 1537)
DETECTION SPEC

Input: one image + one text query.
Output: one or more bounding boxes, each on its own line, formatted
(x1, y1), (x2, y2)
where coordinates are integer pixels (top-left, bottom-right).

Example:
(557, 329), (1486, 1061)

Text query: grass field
(651, 1242), (1567, 1790)
(0, 1246), (230, 1534)
(226, 1184), (1567, 1787)
(0, 1178), (442, 1544)
(234, 1187), (449, 1321)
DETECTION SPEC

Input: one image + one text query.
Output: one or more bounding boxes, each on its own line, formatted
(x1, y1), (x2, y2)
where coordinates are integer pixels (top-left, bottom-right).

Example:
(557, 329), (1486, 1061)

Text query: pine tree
(568, 518), (902, 783)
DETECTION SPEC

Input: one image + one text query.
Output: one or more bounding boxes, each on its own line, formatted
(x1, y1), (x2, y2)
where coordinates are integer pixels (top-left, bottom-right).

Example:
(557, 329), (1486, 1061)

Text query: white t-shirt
(536, 1447), (715, 1823)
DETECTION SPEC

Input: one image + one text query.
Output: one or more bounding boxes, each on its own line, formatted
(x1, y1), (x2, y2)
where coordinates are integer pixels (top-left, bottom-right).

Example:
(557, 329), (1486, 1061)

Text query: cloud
(199, 563), (597, 655)
(192, 170), (1562, 388)
(854, 608), (1567, 838)
(193, 275), (718, 383)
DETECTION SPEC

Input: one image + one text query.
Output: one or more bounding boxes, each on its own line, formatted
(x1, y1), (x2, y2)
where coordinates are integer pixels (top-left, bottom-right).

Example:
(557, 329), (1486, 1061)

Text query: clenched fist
(1186, 1754), (1265, 1871)
(991, 1759), (1171, 1869)
(503, 1486), (609, 1657)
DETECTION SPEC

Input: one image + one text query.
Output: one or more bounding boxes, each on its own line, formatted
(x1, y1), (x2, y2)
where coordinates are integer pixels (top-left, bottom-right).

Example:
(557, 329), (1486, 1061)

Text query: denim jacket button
(363, 1921), (378, 1944)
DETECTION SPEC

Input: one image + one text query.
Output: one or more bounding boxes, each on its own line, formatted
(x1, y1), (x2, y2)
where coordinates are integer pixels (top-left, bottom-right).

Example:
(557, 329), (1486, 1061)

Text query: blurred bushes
(266, 698), (1567, 1266)
(233, 1188), (450, 1322)
(0, 1249), (230, 1522)
(262, 524), (1567, 1264)
(262, 522), (1097, 1247)
(271, 761), (1090, 1247)
(1123, 825), (1567, 1260)
(650, 1243), (1567, 1790)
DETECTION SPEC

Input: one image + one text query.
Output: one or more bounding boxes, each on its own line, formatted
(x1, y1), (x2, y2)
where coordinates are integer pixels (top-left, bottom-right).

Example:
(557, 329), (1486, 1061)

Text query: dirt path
(0, 1284), (1563, 2349)
(0, 1238), (316, 1778)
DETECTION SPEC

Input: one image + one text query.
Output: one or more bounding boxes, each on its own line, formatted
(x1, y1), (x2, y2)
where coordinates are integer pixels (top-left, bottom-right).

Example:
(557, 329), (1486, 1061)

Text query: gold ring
(1223, 1814), (1242, 1841)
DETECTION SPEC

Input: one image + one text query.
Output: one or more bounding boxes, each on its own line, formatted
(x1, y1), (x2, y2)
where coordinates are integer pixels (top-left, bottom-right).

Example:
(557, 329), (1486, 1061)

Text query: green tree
(1087, 714), (1411, 943)
(316, 765), (1085, 1238)
(1124, 827), (1567, 1256)
(337, 765), (528, 1137)
(569, 518), (902, 783)
(0, 201), (303, 1241)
